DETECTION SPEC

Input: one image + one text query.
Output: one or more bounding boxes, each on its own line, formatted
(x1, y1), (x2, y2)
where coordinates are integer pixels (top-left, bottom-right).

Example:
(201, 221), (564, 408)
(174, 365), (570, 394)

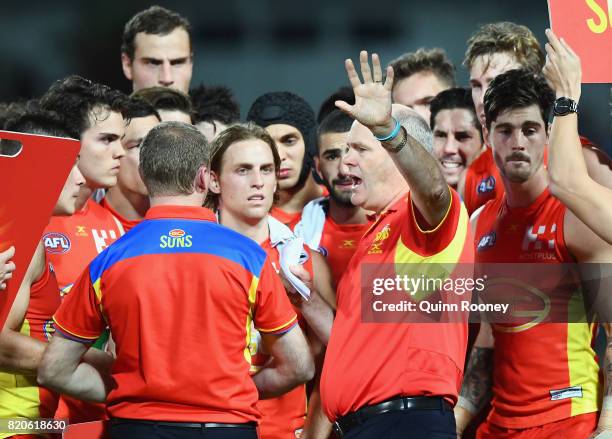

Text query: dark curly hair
(40, 75), (128, 138)
(190, 84), (240, 125)
(484, 69), (554, 130)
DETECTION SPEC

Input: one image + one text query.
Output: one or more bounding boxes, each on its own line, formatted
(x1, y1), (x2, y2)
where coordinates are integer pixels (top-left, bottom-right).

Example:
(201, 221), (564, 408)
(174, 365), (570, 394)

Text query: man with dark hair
(101, 97), (161, 231)
(455, 69), (612, 438)
(247, 91), (324, 230)
(134, 86), (193, 123)
(40, 75), (127, 423)
(0, 109), (111, 431)
(190, 84), (240, 141)
(317, 86), (355, 124)
(295, 109), (370, 287)
(388, 48), (456, 124)
(38, 121), (313, 439)
(429, 88), (484, 189)
(121, 5), (193, 92)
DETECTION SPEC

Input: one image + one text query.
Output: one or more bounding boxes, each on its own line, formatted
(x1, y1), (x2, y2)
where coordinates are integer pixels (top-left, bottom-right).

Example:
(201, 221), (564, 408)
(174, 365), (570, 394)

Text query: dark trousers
(343, 408), (456, 439)
(110, 420), (258, 439)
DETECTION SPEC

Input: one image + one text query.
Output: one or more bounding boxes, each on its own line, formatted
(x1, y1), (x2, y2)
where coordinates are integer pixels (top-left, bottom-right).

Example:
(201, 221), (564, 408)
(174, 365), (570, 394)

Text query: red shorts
(476, 412), (597, 439)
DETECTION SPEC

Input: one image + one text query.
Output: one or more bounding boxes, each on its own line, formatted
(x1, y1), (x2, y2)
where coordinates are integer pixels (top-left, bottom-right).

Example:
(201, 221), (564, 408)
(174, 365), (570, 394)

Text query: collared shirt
(53, 205), (297, 423)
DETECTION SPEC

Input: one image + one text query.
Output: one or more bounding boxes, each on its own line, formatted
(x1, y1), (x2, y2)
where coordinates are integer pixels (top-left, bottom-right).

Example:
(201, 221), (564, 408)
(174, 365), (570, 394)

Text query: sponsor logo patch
(477, 232), (496, 251)
(160, 229), (192, 249)
(550, 386), (583, 401)
(477, 176), (496, 194)
(43, 232), (71, 254)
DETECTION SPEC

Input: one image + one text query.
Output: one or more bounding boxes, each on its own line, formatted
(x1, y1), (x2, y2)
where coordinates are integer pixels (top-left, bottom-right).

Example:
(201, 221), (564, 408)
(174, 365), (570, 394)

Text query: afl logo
(317, 246), (328, 257)
(477, 176), (496, 194)
(477, 232), (496, 251)
(160, 228), (193, 248)
(43, 232), (71, 254)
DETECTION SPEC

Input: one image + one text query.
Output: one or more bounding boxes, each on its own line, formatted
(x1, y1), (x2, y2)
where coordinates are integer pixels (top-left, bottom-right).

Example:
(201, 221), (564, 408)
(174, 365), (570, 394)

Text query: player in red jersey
(319, 51), (474, 438)
(121, 6), (193, 93)
(38, 121), (314, 439)
(295, 109), (371, 288)
(461, 22), (612, 216)
(0, 109), (111, 438)
(543, 30), (612, 246)
(40, 76), (128, 423)
(454, 70), (612, 439)
(207, 123), (335, 439)
(247, 92), (324, 230)
(102, 97), (161, 232)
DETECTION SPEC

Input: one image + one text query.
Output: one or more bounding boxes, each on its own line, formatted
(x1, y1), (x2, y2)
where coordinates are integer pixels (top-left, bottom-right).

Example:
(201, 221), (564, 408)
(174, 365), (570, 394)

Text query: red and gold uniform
(270, 207), (302, 231)
(250, 238), (314, 439)
(0, 252), (60, 438)
(474, 188), (600, 436)
(100, 197), (141, 233)
(53, 205), (297, 423)
(321, 189), (473, 421)
(43, 199), (124, 293)
(463, 148), (502, 217)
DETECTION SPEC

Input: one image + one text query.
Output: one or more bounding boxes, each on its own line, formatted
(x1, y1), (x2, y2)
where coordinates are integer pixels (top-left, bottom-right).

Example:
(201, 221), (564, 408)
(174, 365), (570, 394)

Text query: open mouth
(440, 160), (462, 169)
(334, 179), (354, 189)
(247, 194), (265, 201)
(350, 176), (363, 189)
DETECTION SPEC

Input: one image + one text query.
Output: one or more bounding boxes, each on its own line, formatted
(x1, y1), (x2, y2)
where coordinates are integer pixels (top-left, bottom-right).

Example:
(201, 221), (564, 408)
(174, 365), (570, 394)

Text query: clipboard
(0, 130), (80, 330)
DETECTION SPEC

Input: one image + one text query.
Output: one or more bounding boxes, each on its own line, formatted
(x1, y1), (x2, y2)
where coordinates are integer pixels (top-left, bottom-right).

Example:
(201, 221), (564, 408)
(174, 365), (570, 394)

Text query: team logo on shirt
(160, 228), (193, 249)
(520, 223), (557, 260)
(477, 176), (496, 194)
(477, 232), (496, 251)
(75, 225), (88, 237)
(368, 224), (391, 254)
(43, 232), (71, 254)
(341, 239), (356, 249)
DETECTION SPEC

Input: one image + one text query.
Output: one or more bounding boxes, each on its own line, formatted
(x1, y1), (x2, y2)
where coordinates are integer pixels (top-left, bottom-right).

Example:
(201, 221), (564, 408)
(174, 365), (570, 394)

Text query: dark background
(1, 0), (610, 152)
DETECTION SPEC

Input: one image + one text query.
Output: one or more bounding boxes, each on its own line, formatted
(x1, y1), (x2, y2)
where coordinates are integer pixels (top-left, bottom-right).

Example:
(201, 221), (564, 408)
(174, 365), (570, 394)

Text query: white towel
(268, 216), (311, 300)
(293, 197), (327, 251)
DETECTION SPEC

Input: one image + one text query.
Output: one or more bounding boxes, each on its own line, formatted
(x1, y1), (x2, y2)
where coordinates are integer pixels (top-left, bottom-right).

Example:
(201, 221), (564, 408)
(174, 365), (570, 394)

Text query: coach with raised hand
(320, 51), (473, 438)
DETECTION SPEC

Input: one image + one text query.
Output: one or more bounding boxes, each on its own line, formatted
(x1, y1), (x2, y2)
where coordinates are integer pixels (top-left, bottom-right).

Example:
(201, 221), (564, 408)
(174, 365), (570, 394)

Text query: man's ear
(208, 169), (221, 194)
(121, 53), (133, 81)
(194, 166), (211, 194)
(313, 156), (323, 181)
(483, 125), (491, 146)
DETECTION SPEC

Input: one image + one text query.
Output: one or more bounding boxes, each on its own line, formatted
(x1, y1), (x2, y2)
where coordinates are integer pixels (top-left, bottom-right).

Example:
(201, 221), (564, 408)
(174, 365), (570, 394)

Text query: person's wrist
(556, 89), (580, 102)
(371, 118), (396, 139)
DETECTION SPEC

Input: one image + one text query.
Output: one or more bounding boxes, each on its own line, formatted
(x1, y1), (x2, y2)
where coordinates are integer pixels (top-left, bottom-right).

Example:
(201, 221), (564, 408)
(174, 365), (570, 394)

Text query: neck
(277, 174), (323, 214)
(105, 186), (149, 220)
(375, 182), (409, 214)
(219, 211), (269, 243)
(503, 167), (548, 208)
(149, 193), (206, 208)
(75, 186), (94, 211)
(328, 199), (369, 224)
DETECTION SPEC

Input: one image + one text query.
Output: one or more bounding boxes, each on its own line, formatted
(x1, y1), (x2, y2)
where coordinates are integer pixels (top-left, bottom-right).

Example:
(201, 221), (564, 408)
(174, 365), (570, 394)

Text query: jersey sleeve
(253, 257), (298, 335)
(52, 265), (105, 343)
(401, 187), (463, 256)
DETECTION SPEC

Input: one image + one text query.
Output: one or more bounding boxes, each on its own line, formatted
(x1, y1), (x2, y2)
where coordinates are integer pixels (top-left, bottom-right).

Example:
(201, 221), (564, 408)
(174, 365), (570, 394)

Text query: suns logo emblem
(160, 229), (193, 248)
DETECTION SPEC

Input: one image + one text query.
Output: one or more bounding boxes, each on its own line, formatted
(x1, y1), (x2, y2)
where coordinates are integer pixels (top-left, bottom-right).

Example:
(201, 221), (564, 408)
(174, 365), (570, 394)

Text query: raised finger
(560, 37), (579, 59)
(372, 53), (383, 82)
(345, 58), (362, 89)
(545, 28), (564, 54)
(360, 50), (373, 83)
(384, 65), (394, 91)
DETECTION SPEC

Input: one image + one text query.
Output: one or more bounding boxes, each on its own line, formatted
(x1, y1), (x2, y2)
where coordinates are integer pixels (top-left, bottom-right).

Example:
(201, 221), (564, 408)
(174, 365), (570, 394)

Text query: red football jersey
(53, 205), (298, 423)
(474, 189), (600, 429)
(250, 238), (313, 439)
(43, 199), (124, 292)
(270, 207), (302, 231)
(321, 189), (473, 421)
(0, 251), (60, 423)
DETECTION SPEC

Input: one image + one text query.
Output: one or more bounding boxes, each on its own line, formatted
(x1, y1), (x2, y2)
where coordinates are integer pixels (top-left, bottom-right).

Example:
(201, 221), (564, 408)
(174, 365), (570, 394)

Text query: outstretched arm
(336, 50), (450, 228)
(543, 29), (612, 245)
(0, 246), (15, 291)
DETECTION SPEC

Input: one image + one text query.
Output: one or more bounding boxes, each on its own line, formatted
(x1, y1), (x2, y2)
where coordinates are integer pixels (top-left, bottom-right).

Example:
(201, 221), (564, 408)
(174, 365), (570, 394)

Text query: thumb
(335, 100), (354, 117)
(289, 264), (310, 283)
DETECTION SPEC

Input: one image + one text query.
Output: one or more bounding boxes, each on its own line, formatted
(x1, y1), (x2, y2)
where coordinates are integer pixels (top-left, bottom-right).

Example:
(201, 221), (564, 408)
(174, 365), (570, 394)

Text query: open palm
(336, 50), (394, 130)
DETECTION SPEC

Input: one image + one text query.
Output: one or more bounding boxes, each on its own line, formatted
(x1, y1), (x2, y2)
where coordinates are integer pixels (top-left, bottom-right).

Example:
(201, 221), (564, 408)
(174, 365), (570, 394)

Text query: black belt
(333, 396), (452, 437)
(111, 418), (256, 429)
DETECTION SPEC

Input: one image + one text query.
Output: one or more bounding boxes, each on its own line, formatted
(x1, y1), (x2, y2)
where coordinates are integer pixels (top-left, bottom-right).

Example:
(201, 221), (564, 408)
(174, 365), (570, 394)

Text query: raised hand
(543, 29), (581, 100)
(335, 50), (395, 133)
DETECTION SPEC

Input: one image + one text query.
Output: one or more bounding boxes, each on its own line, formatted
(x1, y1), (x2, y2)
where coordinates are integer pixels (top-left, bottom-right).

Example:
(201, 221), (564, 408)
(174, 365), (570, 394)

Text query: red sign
(0, 131), (80, 330)
(548, 0), (612, 83)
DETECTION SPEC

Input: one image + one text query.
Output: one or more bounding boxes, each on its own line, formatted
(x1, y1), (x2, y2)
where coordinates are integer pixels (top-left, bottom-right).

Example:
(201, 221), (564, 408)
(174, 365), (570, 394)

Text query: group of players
(0, 5), (611, 439)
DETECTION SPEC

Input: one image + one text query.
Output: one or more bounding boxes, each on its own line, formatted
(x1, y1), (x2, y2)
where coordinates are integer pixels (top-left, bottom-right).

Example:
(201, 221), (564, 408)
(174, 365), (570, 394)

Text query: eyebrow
(322, 147), (342, 155)
(235, 162), (275, 168)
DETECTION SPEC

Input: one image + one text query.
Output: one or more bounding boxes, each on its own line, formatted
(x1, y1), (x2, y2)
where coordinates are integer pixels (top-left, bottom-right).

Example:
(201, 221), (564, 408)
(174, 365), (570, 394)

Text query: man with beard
(295, 109), (371, 287)
(429, 88), (485, 190)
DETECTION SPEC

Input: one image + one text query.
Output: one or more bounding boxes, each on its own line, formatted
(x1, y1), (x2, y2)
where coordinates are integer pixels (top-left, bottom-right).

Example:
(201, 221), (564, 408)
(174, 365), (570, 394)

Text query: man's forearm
(251, 362), (305, 399)
(298, 292), (334, 345)
(596, 328), (612, 432)
(548, 114), (589, 198)
(0, 329), (46, 374)
(40, 361), (109, 403)
(456, 346), (494, 433)
(302, 382), (333, 439)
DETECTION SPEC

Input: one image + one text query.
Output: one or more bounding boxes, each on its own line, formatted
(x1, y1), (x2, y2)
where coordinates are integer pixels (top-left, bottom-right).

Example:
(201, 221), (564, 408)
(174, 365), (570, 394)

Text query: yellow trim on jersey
(257, 315), (298, 333)
(243, 276), (259, 364)
(567, 289), (601, 417)
(52, 318), (100, 341)
(411, 186), (453, 234)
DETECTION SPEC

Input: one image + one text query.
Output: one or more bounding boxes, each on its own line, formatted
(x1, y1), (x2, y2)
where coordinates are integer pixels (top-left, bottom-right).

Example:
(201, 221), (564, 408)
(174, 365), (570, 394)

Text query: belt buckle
(332, 421), (344, 437)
